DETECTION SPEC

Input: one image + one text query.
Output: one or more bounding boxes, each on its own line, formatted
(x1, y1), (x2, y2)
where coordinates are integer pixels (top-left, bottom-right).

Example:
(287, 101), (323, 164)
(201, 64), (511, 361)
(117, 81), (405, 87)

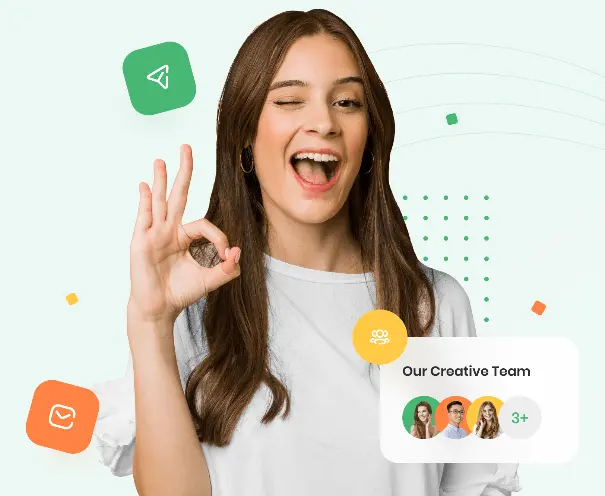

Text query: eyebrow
(268, 76), (363, 91)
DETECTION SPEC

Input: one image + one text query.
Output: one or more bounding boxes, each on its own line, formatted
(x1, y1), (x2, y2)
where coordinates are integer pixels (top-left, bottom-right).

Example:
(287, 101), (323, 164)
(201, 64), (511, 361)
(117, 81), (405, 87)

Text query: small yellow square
(66, 293), (79, 305)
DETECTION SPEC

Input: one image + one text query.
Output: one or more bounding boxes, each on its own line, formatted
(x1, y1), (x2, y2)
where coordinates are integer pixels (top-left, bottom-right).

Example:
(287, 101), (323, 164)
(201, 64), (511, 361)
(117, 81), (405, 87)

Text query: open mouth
(289, 152), (341, 184)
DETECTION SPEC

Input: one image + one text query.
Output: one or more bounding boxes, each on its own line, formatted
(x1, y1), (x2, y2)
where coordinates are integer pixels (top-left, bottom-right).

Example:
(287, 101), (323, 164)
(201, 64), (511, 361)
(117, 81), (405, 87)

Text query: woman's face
(417, 406), (429, 422)
(253, 34), (369, 225)
(482, 405), (494, 421)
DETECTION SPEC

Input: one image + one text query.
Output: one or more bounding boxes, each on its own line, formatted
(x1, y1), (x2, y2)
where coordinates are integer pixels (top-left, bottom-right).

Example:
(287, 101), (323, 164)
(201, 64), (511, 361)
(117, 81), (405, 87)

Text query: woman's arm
(410, 425), (418, 438)
(129, 317), (211, 496)
(476, 423), (484, 438)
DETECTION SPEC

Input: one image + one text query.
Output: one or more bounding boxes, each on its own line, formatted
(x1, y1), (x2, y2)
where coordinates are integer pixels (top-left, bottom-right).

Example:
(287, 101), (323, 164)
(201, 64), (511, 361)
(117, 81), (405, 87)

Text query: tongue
(294, 159), (328, 184)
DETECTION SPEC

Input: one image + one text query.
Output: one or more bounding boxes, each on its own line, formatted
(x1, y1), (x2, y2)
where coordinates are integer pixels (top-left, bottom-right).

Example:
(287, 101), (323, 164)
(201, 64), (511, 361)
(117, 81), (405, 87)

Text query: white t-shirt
(92, 254), (520, 496)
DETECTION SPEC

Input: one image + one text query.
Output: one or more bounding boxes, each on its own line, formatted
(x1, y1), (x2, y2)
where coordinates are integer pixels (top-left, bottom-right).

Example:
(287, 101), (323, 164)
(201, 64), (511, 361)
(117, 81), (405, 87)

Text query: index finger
(180, 217), (231, 261)
(167, 144), (193, 223)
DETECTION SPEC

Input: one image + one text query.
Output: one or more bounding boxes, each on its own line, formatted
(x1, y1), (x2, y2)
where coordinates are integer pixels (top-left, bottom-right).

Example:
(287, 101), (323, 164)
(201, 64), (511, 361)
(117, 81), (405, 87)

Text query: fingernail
(235, 250), (241, 264)
(225, 247), (230, 259)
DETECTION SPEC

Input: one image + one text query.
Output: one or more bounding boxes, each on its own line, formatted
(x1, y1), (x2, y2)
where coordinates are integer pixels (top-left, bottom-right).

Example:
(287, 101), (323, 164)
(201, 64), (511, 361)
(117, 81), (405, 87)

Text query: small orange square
(531, 300), (546, 315)
(66, 293), (78, 305)
(26, 380), (99, 454)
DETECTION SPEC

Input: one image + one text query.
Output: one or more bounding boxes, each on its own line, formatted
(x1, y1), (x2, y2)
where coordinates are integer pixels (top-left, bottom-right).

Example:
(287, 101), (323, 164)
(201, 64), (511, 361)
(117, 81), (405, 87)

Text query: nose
(303, 101), (341, 137)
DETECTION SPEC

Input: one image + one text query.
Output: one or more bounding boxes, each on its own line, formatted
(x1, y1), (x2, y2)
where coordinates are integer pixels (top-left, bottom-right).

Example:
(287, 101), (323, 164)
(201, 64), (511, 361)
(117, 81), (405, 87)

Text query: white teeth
(293, 152), (339, 162)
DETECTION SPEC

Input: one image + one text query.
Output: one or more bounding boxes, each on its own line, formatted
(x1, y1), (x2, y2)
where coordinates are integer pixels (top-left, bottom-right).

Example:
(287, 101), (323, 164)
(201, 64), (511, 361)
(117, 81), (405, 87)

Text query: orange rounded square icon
(26, 380), (99, 454)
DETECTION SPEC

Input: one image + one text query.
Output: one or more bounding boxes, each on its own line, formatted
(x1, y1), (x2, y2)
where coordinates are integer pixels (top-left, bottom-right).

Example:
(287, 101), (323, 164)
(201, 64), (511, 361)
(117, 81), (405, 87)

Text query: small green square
(446, 113), (458, 125)
(123, 42), (196, 115)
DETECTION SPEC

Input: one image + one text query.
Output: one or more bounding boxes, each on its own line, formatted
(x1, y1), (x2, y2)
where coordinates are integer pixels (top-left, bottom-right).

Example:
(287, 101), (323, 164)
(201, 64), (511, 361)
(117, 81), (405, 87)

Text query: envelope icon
(49, 404), (76, 430)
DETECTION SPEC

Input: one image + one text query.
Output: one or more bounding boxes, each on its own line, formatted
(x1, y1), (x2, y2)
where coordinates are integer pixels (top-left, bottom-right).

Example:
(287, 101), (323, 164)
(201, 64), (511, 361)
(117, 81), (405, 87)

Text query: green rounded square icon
(123, 41), (196, 115)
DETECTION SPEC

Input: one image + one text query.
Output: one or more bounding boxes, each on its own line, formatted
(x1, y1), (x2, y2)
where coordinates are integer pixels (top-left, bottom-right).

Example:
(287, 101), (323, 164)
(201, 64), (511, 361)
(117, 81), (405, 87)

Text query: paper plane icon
(147, 64), (169, 89)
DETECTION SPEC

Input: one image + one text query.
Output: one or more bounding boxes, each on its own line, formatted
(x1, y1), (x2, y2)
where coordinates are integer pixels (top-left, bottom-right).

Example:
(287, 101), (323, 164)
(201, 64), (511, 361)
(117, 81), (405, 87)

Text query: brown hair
(185, 9), (436, 447)
(475, 401), (501, 439)
(412, 401), (434, 439)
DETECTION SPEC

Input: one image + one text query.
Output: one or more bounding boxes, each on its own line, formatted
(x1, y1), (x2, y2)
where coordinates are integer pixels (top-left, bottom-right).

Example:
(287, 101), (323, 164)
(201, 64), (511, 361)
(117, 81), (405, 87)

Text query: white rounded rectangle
(380, 337), (579, 463)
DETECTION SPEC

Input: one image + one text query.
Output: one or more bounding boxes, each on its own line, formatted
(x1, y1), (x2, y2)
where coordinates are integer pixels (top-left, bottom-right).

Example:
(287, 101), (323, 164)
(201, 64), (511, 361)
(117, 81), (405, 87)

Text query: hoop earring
(240, 147), (254, 174)
(364, 152), (374, 174)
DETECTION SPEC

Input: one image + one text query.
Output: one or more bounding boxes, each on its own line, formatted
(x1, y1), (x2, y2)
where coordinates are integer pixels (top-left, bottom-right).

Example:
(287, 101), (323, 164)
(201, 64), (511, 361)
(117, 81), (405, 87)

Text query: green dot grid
(401, 194), (490, 322)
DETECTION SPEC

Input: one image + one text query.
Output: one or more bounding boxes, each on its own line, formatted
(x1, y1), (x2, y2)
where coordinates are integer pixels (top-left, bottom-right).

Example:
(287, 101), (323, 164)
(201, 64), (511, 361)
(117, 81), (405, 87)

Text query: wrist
(127, 305), (176, 341)
(127, 299), (178, 327)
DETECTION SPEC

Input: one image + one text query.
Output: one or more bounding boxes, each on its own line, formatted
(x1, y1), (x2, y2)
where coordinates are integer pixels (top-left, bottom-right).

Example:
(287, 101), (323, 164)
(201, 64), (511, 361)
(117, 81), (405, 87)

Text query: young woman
(410, 401), (439, 439)
(474, 401), (504, 439)
(92, 9), (520, 496)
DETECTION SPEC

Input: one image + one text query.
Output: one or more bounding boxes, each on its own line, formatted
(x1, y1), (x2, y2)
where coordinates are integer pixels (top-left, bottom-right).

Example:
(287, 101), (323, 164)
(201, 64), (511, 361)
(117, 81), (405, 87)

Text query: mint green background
(1, 0), (603, 494)
(123, 41), (196, 115)
(402, 396), (439, 434)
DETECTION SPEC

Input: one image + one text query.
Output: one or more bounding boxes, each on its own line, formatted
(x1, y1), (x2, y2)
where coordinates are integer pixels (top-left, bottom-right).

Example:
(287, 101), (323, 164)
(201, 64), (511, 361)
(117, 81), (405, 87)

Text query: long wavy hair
(412, 401), (434, 440)
(185, 9), (436, 447)
(475, 401), (500, 439)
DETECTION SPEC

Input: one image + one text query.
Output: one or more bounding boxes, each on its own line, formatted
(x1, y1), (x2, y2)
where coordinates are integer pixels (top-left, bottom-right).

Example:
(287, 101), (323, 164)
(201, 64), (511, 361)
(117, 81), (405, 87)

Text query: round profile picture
(467, 396), (504, 439)
(435, 396), (471, 439)
(402, 396), (440, 439)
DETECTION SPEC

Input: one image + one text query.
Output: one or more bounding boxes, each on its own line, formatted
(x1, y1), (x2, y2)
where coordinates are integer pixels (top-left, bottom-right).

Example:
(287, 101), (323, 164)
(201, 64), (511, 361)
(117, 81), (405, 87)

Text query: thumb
(202, 247), (242, 294)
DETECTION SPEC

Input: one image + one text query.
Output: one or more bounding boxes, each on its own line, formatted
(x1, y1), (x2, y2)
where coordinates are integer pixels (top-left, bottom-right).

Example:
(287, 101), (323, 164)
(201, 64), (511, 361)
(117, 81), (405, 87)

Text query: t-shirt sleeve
(90, 298), (208, 477)
(431, 269), (477, 338)
(430, 270), (521, 495)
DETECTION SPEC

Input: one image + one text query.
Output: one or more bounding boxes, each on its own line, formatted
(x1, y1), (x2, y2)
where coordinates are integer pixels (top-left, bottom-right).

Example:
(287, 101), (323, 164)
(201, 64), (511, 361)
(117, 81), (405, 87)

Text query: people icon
(410, 401), (439, 439)
(442, 401), (467, 439)
(369, 329), (390, 346)
(473, 401), (503, 439)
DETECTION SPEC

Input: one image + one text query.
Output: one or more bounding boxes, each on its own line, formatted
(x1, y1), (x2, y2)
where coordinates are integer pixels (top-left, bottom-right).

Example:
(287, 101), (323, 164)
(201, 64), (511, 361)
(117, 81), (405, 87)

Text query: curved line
(392, 132), (605, 152)
(368, 42), (605, 80)
(395, 102), (605, 127)
(385, 72), (605, 104)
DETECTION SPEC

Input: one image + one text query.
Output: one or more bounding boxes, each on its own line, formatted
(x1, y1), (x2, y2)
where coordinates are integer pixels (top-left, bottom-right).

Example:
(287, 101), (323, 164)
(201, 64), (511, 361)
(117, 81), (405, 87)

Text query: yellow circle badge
(352, 309), (408, 365)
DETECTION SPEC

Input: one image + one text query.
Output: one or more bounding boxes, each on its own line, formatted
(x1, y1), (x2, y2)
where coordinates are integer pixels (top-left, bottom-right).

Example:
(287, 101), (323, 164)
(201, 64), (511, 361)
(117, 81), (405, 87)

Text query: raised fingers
(167, 144), (193, 223)
(134, 182), (152, 233)
(152, 159), (168, 223)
